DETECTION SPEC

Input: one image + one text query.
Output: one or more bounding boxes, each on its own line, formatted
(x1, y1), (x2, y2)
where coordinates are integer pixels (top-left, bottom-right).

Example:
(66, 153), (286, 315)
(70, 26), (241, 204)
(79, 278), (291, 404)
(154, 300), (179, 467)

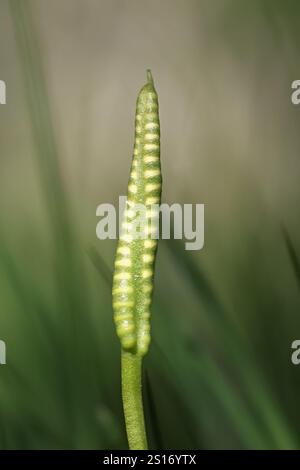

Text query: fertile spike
(112, 71), (161, 356)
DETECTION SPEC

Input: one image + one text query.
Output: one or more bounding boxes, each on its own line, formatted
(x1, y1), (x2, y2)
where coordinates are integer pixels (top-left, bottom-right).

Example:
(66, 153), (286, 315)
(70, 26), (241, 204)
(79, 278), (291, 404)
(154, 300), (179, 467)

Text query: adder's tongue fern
(112, 70), (161, 450)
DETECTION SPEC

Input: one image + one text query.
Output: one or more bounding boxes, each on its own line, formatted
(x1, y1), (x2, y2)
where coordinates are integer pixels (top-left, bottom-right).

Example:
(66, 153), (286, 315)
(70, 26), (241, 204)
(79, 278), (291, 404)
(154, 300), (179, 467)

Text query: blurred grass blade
(281, 225), (300, 291)
(165, 238), (225, 318)
(165, 237), (298, 449)
(9, 0), (70, 234)
(144, 370), (164, 450)
(88, 247), (112, 287)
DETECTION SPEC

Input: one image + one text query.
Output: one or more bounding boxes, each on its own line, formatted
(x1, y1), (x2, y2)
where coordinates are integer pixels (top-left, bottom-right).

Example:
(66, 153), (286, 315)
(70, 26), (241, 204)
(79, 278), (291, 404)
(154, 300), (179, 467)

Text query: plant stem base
(121, 351), (148, 450)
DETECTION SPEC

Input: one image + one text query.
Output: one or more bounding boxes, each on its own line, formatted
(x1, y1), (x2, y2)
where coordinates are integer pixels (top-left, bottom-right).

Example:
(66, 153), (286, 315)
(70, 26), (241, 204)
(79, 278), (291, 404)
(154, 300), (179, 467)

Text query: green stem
(121, 351), (148, 450)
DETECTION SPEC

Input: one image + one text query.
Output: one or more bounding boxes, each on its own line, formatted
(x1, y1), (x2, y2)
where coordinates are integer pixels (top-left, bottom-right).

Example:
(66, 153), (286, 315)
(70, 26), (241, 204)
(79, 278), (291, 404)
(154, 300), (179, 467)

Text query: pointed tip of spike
(147, 69), (153, 85)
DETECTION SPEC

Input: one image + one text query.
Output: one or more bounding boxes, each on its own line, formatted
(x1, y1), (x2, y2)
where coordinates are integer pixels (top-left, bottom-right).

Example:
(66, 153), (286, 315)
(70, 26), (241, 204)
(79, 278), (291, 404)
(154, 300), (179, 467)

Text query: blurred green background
(0, 0), (300, 449)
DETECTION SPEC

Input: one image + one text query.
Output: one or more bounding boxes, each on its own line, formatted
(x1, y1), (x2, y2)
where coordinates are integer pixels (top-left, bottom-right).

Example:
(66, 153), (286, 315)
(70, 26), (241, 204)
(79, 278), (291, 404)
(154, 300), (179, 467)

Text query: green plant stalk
(121, 351), (148, 450)
(112, 70), (161, 449)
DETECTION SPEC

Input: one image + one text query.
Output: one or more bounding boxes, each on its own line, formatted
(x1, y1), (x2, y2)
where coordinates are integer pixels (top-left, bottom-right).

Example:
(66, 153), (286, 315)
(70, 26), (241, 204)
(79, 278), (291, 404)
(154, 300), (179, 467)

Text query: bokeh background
(0, 0), (300, 449)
